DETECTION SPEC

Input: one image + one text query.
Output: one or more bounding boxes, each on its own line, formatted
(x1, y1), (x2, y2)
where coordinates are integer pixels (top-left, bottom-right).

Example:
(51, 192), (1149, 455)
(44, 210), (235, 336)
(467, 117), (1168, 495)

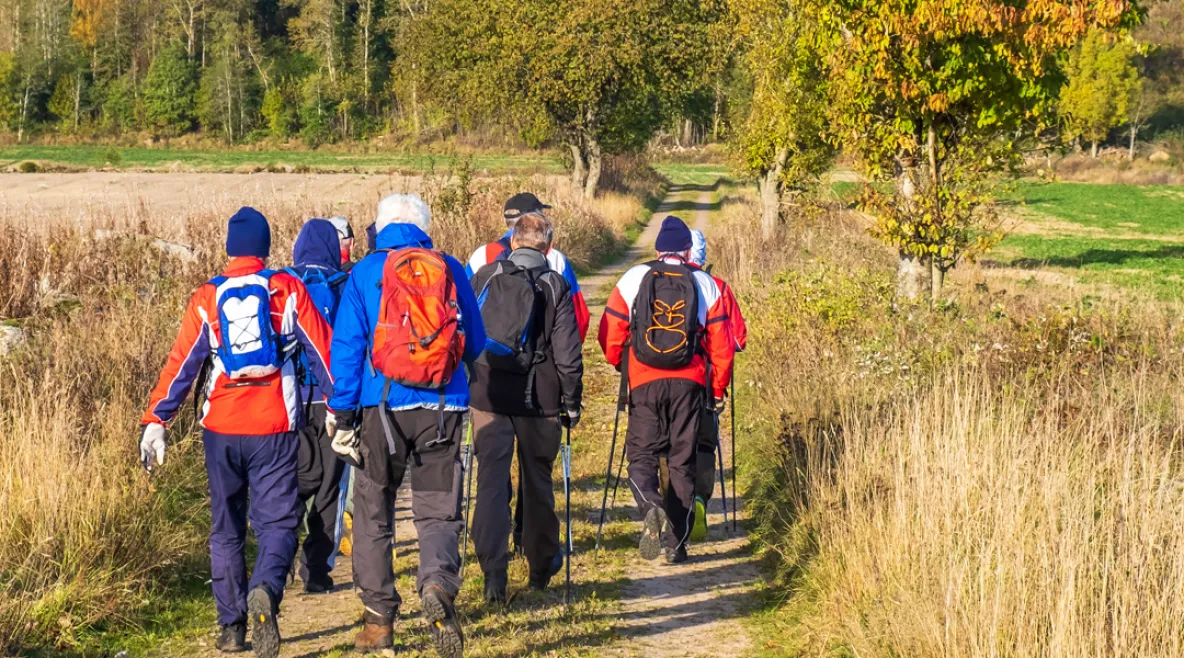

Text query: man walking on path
(686, 229), (747, 541)
(468, 213), (584, 603)
(466, 192), (590, 553)
(138, 207), (335, 658)
(327, 193), (485, 656)
(598, 216), (734, 564)
(287, 218), (351, 592)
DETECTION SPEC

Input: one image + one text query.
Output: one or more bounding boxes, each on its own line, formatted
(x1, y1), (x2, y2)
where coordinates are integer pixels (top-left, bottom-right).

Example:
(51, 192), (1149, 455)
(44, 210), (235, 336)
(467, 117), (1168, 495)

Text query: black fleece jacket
(468, 248), (584, 417)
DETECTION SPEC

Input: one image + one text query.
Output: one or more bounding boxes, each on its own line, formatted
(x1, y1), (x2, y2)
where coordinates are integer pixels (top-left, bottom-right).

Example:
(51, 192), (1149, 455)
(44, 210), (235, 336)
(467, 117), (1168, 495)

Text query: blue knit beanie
(226, 206), (271, 258)
(654, 215), (692, 253)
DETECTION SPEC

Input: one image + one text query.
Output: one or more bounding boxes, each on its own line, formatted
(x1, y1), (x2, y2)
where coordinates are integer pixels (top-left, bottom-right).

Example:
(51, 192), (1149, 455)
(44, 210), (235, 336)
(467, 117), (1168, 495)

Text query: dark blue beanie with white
(226, 206), (271, 258)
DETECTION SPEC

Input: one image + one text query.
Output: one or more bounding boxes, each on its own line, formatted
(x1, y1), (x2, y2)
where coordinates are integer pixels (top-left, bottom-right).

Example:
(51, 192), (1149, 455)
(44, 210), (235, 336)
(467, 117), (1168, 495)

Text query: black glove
(560, 406), (581, 430)
(712, 396), (727, 415)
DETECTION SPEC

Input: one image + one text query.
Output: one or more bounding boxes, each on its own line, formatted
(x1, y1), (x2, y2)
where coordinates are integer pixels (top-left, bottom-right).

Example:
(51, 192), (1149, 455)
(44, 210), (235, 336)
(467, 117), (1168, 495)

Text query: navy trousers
(202, 430), (300, 626)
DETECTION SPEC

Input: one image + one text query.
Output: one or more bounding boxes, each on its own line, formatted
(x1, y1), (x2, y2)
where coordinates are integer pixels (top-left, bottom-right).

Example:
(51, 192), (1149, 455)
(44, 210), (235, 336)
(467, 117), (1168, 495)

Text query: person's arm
(598, 284), (631, 369)
(283, 275), (334, 401)
(548, 276), (584, 411)
(722, 281), (747, 352)
(556, 253), (590, 341)
(328, 270), (369, 414)
(701, 277), (734, 400)
(142, 288), (213, 425)
(449, 256), (486, 363)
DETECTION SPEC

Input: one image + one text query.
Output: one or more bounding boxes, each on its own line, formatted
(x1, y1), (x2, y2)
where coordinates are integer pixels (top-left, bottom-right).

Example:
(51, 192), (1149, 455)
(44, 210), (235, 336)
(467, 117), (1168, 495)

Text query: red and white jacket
(142, 257), (334, 436)
(598, 257), (734, 399)
(467, 238), (590, 341)
(695, 266), (747, 352)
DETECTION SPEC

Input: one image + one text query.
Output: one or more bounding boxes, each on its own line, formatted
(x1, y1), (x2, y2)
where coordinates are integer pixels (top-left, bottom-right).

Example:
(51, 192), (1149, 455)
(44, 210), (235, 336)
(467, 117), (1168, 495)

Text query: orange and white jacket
(141, 257), (334, 436)
(598, 257), (734, 399)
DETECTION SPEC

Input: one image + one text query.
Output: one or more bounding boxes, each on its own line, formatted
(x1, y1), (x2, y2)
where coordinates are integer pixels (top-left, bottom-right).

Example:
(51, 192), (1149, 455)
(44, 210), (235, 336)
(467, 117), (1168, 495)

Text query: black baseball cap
(504, 192), (551, 220)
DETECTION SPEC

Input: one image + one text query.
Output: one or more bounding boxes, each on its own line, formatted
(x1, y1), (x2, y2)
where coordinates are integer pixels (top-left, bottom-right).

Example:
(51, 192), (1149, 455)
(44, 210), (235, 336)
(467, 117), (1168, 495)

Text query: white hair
(376, 194), (431, 233)
(328, 215), (353, 240)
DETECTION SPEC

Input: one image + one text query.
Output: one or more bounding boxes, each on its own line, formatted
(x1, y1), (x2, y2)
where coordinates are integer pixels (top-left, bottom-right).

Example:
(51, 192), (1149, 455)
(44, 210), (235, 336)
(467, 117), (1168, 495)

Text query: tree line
(0, 0), (1173, 298)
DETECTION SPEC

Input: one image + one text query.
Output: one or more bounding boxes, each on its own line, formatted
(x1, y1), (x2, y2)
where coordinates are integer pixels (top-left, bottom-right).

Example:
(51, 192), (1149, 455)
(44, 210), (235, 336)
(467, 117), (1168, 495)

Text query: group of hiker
(137, 190), (745, 658)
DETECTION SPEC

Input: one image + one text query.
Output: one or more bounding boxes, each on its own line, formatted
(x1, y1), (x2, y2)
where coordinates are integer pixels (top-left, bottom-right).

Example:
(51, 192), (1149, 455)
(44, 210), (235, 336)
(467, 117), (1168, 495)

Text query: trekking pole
(460, 416), (475, 575)
(595, 404), (621, 551)
(715, 411), (730, 535)
(608, 441), (627, 508)
(562, 425), (573, 605)
(730, 370), (738, 533)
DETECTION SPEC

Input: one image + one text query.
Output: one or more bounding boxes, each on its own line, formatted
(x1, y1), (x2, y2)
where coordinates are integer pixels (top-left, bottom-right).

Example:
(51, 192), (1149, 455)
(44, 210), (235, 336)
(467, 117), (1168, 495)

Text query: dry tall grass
(0, 158), (658, 652)
(712, 183), (1184, 657)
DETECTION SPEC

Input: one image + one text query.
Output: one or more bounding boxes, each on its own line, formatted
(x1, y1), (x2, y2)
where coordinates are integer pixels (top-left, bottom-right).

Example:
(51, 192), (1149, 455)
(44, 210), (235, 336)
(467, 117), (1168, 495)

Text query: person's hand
(332, 427), (362, 467)
(140, 423), (167, 473)
(325, 410), (338, 437)
(560, 406), (581, 430)
(712, 396), (727, 415)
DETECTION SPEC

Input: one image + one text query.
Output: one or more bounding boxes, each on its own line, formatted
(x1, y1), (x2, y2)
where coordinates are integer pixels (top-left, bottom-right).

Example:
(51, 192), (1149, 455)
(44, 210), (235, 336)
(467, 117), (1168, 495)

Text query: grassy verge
(0, 145), (563, 174)
(711, 183), (1184, 657)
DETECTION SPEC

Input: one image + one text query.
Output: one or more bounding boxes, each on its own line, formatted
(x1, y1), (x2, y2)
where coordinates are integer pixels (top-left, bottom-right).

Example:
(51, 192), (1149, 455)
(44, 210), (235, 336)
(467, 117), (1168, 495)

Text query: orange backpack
(371, 248), (465, 389)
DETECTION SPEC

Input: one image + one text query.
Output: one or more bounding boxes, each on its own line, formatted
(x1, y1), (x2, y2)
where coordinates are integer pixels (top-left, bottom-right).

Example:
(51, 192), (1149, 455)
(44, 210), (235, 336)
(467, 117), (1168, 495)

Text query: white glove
(325, 410), (338, 437)
(331, 427), (362, 466)
(140, 423), (167, 473)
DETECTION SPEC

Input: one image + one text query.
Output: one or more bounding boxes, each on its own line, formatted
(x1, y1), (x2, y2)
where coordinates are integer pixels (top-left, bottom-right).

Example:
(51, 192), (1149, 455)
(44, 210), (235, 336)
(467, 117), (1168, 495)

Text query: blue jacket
(329, 223), (485, 414)
(289, 219), (346, 404)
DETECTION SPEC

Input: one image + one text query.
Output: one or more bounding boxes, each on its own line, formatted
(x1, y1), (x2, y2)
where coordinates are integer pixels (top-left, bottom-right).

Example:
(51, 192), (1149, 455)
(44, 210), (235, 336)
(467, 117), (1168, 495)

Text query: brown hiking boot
(354, 609), (394, 650)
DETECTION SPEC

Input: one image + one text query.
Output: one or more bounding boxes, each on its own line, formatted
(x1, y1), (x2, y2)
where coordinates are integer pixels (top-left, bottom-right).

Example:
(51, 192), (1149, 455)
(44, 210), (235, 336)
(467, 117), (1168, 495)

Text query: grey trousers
(470, 410), (561, 578)
(353, 406), (464, 619)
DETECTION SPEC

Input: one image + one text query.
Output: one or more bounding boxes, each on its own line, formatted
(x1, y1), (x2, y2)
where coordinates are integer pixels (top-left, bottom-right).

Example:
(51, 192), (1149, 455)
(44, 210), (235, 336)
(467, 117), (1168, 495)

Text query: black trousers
(625, 379), (704, 550)
(694, 404), (719, 502)
(296, 404), (346, 581)
(471, 411), (561, 577)
(352, 406), (464, 618)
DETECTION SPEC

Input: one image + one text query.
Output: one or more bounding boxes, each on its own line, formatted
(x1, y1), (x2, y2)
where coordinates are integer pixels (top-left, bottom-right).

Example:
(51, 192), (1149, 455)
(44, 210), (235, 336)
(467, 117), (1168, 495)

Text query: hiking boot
(247, 585), (280, 658)
(689, 496), (708, 542)
(215, 623), (246, 653)
(664, 544), (688, 565)
(354, 609), (394, 651)
(303, 572), (334, 594)
(484, 570), (508, 604)
(639, 507), (670, 561)
(529, 551), (565, 591)
(421, 584), (464, 658)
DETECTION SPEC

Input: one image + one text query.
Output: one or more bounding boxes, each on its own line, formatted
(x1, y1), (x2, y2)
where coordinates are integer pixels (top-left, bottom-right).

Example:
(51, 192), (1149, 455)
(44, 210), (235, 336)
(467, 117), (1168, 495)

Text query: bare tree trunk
(757, 146), (789, 239)
(410, 67), (421, 135)
(72, 72), (81, 129)
(711, 80), (722, 141)
(895, 156), (926, 301)
(583, 136), (602, 199)
(682, 119), (693, 147)
(1091, 141), (1099, 158)
(569, 142), (586, 194)
(1129, 124), (1137, 161)
(930, 260), (945, 302)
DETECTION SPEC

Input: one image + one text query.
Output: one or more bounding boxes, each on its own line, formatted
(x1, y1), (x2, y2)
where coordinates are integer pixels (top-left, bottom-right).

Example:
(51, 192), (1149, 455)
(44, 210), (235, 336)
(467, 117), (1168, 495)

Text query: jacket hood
(508, 247), (547, 270)
(293, 218), (343, 273)
(377, 223), (434, 250)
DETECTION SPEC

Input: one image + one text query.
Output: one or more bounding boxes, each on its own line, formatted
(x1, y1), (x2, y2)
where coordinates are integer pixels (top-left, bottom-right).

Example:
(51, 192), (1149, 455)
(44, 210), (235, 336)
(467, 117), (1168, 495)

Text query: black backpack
(475, 261), (545, 374)
(631, 260), (701, 369)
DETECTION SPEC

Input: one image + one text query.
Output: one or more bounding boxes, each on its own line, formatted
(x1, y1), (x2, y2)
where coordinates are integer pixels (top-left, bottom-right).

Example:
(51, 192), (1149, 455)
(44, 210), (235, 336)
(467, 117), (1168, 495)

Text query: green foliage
(728, 0), (833, 185)
(0, 55), (17, 130)
(103, 147), (122, 166)
(142, 42), (198, 135)
(99, 76), (138, 131)
(261, 87), (298, 138)
(17, 160), (38, 173)
(47, 73), (80, 130)
(1059, 30), (1142, 149)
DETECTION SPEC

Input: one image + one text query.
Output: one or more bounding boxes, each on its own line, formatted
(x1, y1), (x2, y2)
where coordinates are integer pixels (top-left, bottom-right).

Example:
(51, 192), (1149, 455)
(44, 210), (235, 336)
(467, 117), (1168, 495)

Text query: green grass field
(994, 181), (1184, 299)
(0, 145), (563, 173)
(831, 179), (1184, 300)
